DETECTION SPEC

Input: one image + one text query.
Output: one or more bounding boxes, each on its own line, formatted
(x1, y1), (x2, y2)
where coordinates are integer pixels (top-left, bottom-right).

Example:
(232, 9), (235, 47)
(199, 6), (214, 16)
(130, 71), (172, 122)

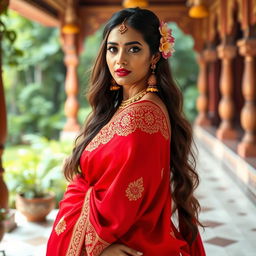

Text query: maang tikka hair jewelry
(147, 63), (158, 92)
(110, 78), (121, 91)
(118, 18), (128, 34)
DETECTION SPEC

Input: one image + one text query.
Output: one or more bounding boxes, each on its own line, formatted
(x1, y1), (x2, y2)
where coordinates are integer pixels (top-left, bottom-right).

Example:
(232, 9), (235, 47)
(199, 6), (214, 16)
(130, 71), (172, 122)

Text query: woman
(47, 7), (206, 256)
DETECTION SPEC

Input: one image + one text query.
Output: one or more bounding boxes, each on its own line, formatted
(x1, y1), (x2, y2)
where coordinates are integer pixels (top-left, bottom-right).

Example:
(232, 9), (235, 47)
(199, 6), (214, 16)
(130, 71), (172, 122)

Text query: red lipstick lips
(115, 68), (131, 77)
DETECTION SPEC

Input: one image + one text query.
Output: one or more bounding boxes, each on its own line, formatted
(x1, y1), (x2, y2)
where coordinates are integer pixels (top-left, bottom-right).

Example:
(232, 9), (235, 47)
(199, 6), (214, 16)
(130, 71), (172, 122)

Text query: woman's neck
(122, 83), (147, 100)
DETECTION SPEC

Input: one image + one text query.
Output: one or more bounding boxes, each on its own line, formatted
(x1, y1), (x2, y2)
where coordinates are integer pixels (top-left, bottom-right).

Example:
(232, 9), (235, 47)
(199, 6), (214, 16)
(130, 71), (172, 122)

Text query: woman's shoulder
(140, 93), (169, 117)
(139, 93), (171, 136)
(114, 93), (171, 139)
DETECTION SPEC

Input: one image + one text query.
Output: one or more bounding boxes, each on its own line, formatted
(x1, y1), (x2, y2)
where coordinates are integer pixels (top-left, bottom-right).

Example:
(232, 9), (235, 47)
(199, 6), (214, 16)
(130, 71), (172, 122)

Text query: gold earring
(147, 63), (158, 92)
(110, 78), (121, 91)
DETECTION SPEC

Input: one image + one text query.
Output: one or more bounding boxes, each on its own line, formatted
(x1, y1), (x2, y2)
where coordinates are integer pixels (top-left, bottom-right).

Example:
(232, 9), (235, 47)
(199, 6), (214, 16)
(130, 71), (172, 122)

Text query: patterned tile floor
(196, 140), (256, 256)
(0, 140), (256, 256)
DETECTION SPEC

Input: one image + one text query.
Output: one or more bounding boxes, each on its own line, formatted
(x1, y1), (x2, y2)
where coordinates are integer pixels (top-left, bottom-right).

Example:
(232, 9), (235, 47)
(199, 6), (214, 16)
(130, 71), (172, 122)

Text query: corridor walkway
(196, 139), (256, 256)
(0, 140), (255, 256)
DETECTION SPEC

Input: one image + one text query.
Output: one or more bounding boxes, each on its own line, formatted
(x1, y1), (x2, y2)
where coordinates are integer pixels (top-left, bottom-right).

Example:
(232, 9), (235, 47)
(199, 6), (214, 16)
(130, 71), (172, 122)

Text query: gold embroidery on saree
(85, 103), (169, 152)
(55, 216), (66, 235)
(85, 222), (110, 256)
(125, 177), (144, 201)
(66, 187), (110, 256)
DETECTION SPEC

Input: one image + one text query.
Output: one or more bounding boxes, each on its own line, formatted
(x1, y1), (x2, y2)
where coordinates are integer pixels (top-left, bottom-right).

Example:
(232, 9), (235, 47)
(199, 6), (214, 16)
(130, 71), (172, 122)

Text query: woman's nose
(116, 50), (127, 66)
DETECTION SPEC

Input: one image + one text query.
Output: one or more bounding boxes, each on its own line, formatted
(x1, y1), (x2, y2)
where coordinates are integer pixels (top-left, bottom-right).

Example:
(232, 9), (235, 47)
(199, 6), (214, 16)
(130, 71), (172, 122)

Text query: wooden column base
(237, 142), (256, 157)
(195, 114), (211, 126)
(216, 126), (238, 140)
(63, 119), (80, 132)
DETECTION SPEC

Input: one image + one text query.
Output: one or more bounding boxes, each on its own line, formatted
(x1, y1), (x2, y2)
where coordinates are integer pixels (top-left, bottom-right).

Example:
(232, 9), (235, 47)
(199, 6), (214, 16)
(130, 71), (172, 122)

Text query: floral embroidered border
(85, 221), (110, 256)
(66, 188), (110, 256)
(86, 102), (170, 152)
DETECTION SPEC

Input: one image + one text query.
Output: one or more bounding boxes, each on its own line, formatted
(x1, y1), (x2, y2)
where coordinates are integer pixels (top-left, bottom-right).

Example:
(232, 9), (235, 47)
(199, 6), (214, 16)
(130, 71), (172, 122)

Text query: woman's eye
(107, 47), (117, 53)
(129, 46), (141, 53)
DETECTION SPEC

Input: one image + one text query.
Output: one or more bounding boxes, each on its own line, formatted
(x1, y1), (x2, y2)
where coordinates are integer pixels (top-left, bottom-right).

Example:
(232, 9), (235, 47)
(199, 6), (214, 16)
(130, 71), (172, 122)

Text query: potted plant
(5, 135), (69, 222)
(14, 150), (57, 222)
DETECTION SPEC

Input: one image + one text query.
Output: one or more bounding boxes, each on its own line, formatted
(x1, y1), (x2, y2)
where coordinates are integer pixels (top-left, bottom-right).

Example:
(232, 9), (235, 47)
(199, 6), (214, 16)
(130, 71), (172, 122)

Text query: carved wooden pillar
(216, 44), (238, 140)
(204, 48), (219, 126)
(61, 0), (80, 137)
(62, 34), (80, 133)
(237, 39), (256, 157)
(0, 33), (9, 210)
(195, 52), (211, 126)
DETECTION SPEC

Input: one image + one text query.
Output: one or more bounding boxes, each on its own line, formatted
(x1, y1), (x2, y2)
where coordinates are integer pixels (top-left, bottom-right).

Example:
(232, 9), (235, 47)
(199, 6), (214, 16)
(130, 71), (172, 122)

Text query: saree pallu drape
(46, 100), (206, 256)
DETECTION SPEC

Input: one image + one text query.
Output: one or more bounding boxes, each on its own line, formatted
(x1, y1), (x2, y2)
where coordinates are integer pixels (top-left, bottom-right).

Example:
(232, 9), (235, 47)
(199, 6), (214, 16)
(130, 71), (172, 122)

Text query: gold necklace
(119, 88), (148, 109)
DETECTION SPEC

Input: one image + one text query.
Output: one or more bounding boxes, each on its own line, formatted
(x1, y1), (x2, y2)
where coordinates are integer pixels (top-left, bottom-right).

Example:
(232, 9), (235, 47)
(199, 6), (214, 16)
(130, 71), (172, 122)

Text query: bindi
(118, 18), (128, 34)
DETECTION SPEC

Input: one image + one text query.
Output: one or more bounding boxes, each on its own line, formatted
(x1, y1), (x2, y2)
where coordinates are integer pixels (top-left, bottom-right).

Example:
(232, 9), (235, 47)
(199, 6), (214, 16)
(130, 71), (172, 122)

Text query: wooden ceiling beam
(44, 0), (65, 13)
(9, 0), (60, 27)
(79, 4), (188, 23)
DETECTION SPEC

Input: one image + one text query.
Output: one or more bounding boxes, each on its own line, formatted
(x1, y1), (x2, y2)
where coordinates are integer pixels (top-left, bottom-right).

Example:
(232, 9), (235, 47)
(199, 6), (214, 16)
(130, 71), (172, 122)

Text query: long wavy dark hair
(64, 8), (202, 244)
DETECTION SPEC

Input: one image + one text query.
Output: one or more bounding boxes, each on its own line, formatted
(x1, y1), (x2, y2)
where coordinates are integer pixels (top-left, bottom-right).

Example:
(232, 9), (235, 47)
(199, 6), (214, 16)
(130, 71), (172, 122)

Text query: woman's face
(106, 24), (153, 88)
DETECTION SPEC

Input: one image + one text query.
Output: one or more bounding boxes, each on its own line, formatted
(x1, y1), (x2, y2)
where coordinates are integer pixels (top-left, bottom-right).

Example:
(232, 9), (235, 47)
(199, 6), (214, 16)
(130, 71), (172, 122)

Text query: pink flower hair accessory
(159, 21), (175, 59)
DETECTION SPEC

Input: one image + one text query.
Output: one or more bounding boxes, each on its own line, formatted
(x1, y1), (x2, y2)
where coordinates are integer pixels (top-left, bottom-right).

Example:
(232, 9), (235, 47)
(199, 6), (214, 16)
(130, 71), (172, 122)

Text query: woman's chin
(115, 79), (133, 87)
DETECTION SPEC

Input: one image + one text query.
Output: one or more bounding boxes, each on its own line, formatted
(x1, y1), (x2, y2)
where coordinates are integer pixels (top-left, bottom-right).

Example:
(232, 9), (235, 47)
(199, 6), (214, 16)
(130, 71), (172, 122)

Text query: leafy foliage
(168, 22), (198, 122)
(7, 83), (65, 144)
(4, 135), (71, 206)
(3, 10), (65, 145)
(0, 5), (23, 66)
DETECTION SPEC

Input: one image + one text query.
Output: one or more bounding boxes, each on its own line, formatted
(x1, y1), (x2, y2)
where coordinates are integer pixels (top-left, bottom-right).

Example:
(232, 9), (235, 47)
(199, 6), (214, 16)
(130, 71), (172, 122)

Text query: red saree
(46, 100), (206, 256)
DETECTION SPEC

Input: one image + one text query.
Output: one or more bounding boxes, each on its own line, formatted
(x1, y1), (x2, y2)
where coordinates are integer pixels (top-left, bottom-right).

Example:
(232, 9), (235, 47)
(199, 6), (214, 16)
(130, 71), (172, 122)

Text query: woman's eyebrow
(107, 41), (142, 46)
(125, 41), (142, 46)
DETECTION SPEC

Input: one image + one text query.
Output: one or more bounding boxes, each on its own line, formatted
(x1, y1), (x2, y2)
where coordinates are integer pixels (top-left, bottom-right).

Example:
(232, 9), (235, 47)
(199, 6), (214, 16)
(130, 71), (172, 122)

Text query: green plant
(2, 10), (65, 145)
(183, 85), (199, 122)
(4, 135), (71, 206)
(168, 22), (199, 122)
(6, 83), (66, 145)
